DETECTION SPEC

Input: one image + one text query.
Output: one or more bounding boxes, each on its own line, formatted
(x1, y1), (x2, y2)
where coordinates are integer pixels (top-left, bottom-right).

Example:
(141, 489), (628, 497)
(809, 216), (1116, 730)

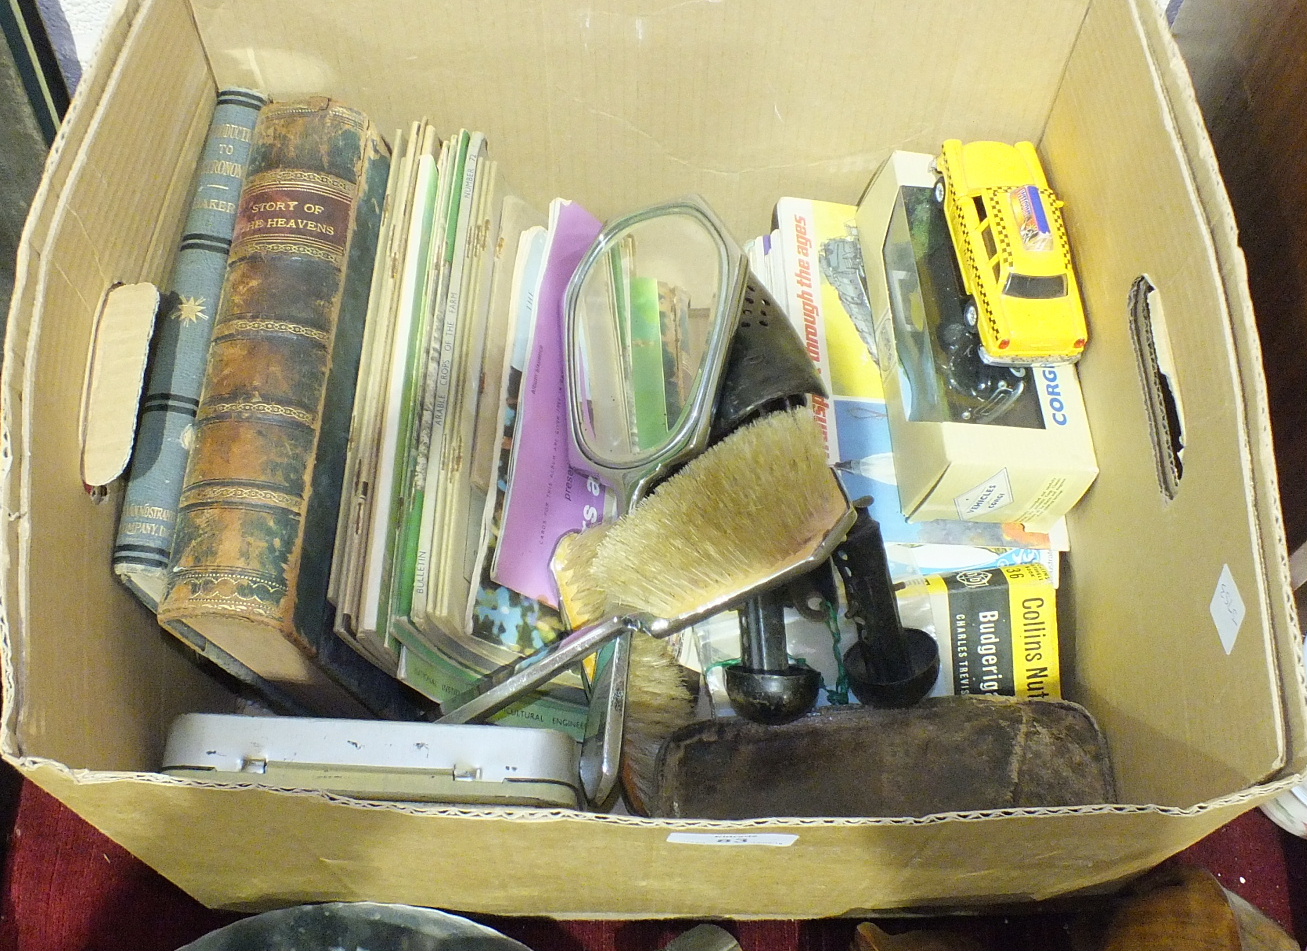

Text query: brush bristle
(592, 406), (846, 618)
(621, 631), (699, 816)
(551, 522), (613, 627)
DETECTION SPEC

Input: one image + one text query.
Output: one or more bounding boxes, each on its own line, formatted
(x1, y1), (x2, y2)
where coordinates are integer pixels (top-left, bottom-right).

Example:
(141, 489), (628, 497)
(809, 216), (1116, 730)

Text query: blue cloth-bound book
(113, 86), (267, 606)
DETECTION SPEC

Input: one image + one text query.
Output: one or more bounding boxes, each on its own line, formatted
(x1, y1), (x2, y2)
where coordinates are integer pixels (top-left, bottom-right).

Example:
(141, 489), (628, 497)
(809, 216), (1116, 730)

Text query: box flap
(1141, 0), (1307, 783)
(189, 0), (1091, 237)
(1, 0), (233, 771)
(1042, 0), (1298, 803)
(13, 761), (1255, 915)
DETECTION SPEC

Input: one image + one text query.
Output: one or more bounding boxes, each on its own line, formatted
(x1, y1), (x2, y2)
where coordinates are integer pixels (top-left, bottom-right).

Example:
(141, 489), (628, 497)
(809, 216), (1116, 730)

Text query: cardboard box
(858, 150), (1099, 531)
(2, 0), (1304, 919)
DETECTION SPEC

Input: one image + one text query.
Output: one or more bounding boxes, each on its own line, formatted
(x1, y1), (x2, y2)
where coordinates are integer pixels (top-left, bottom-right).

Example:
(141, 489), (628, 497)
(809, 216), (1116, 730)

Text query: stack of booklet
(326, 123), (594, 738)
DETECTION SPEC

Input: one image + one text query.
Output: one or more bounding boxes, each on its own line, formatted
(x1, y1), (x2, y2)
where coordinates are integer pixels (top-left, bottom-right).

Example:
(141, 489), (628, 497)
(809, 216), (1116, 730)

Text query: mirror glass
(569, 208), (727, 468)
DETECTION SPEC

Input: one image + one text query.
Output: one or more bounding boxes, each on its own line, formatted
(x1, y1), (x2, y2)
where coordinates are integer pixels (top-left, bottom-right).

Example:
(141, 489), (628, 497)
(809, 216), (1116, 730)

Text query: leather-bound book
(158, 97), (428, 720)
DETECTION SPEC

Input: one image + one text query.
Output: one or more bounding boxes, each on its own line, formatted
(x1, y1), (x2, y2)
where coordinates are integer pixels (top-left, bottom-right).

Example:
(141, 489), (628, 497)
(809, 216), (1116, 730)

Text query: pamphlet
(492, 199), (613, 607)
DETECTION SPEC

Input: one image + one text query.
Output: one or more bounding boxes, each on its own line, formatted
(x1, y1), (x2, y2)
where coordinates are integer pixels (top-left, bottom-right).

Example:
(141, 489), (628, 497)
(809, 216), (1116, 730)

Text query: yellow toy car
(933, 139), (1088, 365)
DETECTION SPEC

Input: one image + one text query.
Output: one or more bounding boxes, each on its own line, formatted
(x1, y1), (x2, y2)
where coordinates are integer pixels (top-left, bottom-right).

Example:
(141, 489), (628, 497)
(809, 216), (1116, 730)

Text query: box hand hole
(79, 281), (161, 491)
(1128, 275), (1185, 499)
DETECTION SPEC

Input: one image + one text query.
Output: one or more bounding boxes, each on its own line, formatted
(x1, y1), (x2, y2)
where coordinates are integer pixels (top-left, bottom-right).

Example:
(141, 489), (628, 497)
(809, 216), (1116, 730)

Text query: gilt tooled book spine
(158, 97), (427, 720)
(113, 87), (267, 609)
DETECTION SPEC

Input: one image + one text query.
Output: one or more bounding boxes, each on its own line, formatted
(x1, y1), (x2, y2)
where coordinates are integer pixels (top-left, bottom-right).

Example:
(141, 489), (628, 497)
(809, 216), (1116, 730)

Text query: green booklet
(354, 126), (441, 648)
(386, 129), (470, 644)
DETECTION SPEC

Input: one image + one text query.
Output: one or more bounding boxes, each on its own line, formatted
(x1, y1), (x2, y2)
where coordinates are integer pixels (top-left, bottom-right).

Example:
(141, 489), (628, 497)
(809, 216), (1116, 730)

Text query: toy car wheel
(933, 178), (946, 204)
(945, 343), (1026, 424)
(938, 319), (973, 356)
(962, 297), (978, 327)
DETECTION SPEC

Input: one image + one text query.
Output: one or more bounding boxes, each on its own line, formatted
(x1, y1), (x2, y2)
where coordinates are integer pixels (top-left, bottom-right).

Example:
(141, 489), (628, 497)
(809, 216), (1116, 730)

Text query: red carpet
(1, 779), (1304, 951)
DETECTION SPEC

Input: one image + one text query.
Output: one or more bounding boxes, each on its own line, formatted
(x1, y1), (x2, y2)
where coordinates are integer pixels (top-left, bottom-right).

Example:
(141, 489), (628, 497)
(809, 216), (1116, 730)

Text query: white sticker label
(1210, 564), (1246, 655)
(954, 469), (1014, 520)
(666, 832), (798, 847)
